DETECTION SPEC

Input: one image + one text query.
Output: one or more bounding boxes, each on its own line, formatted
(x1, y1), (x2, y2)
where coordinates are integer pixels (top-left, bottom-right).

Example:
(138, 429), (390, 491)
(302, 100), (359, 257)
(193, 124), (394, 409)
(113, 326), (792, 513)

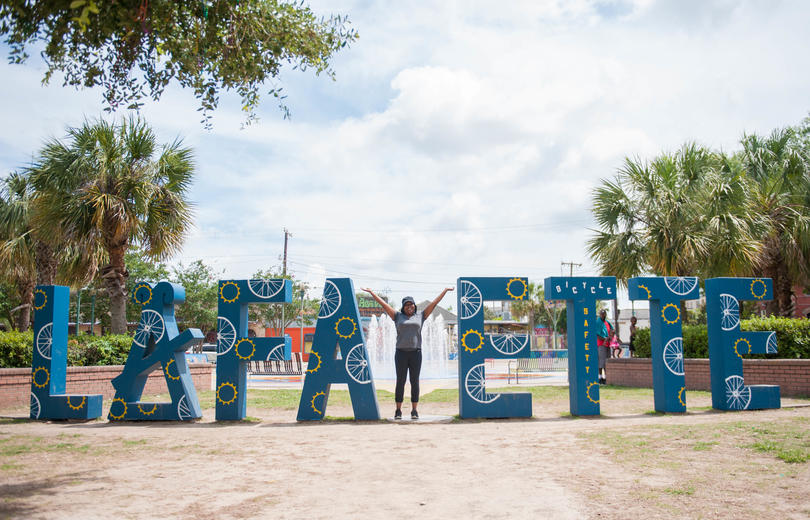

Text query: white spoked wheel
(464, 363), (500, 404)
(36, 322), (53, 360)
(664, 276), (698, 296)
(489, 334), (529, 356)
(216, 316), (236, 356)
(725, 375), (751, 410)
(177, 395), (192, 420)
(248, 279), (285, 299)
(30, 392), (41, 419)
(663, 337), (685, 376)
(133, 309), (165, 348)
(766, 332), (777, 354)
(345, 344), (372, 384)
(459, 280), (482, 320)
(719, 293), (739, 331)
(266, 343), (286, 361)
(318, 280), (341, 320)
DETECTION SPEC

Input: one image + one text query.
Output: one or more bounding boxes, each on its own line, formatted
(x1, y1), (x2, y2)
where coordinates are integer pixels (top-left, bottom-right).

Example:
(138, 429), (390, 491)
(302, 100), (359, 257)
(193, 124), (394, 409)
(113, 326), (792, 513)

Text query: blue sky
(1, 0), (809, 307)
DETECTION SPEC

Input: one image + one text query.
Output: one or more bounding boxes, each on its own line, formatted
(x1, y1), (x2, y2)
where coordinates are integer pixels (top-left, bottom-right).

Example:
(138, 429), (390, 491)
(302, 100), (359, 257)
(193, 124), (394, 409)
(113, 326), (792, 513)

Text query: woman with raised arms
(361, 287), (454, 419)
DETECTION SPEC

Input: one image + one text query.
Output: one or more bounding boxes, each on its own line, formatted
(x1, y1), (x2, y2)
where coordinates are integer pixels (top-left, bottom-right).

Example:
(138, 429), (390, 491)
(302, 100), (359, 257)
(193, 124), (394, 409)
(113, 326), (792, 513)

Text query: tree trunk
(101, 247), (129, 334)
(15, 280), (34, 331)
(775, 270), (794, 317)
(34, 240), (58, 286)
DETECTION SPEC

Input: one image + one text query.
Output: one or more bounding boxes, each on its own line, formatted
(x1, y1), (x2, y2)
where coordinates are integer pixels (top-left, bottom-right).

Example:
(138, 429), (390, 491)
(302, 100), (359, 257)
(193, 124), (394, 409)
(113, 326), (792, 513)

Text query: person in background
(609, 330), (622, 358)
(361, 286), (454, 419)
(628, 316), (637, 358)
(597, 309), (612, 384)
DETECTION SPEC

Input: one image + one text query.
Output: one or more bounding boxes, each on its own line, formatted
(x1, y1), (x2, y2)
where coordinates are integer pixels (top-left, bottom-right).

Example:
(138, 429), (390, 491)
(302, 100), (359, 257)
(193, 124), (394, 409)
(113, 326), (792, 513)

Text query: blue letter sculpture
(705, 277), (780, 411)
(108, 282), (204, 421)
(457, 277), (532, 419)
(628, 276), (700, 412)
(29, 285), (102, 420)
(297, 278), (379, 420)
(215, 279), (292, 420)
(544, 277), (616, 416)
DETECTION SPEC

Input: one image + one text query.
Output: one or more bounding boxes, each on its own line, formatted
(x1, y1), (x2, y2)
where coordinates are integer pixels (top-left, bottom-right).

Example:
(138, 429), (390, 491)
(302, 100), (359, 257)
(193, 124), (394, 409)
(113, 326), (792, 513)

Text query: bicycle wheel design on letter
(266, 343), (286, 361)
(248, 279), (285, 299)
(464, 363), (500, 404)
(725, 375), (751, 410)
(30, 392), (41, 420)
(345, 344), (372, 384)
(217, 316), (236, 356)
(318, 280), (341, 320)
(177, 395), (192, 420)
(133, 309), (165, 348)
(663, 337), (684, 376)
(36, 322), (53, 359)
(664, 277), (698, 296)
(489, 334), (529, 356)
(459, 280), (482, 319)
(766, 332), (777, 354)
(719, 294), (739, 331)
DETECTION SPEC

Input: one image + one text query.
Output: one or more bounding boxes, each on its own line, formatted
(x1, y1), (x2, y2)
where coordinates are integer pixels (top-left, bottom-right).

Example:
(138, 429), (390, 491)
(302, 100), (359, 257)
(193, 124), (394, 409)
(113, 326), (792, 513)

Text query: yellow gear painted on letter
(586, 381), (600, 404)
(32, 367), (49, 388)
(678, 386), (686, 407)
(66, 395), (86, 411)
(306, 351), (322, 374)
(234, 338), (256, 360)
(217, 382), (237, 405)
(164, 358), (181, 380)
(109, 398), (128, 420)
(506, 278), (528, 300)
(33, 289), (47, 310)
(219, 281), (240, 303)
(138, 403), (158, 416)
(637, 284), (651, 299)
(335, 317), (357, 339)
(462, 330), (484, 353)
(133, 283), (153, 305)
(310, 391), (326, 415)
(750, 279), (766, 300)
(734, 338), (751, 359)
(661, 303), (680, 325)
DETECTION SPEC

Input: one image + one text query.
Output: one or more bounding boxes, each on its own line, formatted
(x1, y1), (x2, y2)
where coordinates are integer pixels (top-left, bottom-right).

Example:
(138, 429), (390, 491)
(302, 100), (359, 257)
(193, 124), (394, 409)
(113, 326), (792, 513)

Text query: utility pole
(281, 228), (292, 339)
(282, 228), (292, 276)
(561, 260), (581, 277)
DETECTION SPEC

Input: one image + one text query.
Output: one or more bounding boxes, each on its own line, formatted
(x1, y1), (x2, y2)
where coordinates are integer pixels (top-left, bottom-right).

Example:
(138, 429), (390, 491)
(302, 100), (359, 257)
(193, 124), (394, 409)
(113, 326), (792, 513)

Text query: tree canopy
(0, 1), (358, 126)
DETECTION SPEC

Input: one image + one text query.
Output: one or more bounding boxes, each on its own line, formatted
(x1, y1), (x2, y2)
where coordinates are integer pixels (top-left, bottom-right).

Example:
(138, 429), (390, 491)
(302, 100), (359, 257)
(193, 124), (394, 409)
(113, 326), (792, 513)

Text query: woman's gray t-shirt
(394, 311), (425, 351)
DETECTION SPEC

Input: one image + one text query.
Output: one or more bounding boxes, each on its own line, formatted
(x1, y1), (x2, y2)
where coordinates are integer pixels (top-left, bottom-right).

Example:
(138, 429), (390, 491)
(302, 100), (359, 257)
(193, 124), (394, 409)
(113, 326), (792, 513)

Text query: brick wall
(0, 363), (214, 409)
(607, 358), (810, 397)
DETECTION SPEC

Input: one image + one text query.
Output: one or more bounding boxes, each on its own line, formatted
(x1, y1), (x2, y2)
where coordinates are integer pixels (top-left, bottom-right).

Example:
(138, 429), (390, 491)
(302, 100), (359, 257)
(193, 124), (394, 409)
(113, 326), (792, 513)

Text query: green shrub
(742, 316), (810, 359)
(633, 317), (810, 359)
(0, 331), (133, 368)
(0, 330), (33, 368)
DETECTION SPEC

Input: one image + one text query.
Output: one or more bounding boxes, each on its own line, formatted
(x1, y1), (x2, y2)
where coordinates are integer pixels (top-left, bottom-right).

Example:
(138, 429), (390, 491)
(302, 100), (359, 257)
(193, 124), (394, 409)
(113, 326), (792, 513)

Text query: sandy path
(2, 400), (809, 519)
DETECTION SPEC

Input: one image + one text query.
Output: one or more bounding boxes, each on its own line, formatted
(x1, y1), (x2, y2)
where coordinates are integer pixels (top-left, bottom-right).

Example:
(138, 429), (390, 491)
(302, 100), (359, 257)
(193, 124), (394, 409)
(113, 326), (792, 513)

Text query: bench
(507, 350), (568, 383)
(247, 352), (303, 375)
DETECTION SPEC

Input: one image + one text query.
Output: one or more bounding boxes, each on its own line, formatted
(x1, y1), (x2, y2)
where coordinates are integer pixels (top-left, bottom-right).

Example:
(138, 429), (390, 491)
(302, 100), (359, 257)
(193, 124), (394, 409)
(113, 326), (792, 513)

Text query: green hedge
(633, 317), (810, 359)
(0, 332), (134, 368)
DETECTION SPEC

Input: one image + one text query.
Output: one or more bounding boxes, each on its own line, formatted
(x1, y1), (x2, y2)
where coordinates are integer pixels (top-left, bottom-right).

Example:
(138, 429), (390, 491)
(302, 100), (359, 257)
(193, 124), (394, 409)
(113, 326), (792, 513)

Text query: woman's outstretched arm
(361, 288), (397, 320)
(423, 287), (454, 320)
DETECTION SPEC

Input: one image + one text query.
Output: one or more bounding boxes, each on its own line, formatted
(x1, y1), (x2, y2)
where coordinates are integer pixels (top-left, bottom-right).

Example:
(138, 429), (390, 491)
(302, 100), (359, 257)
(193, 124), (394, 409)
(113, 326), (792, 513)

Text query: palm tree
(30, 117), (195, 333)
(588, 143), (716, 282)
(588, 143), (762, 319)
(0, 173), (37, 330)
(739, 128), (810, 315)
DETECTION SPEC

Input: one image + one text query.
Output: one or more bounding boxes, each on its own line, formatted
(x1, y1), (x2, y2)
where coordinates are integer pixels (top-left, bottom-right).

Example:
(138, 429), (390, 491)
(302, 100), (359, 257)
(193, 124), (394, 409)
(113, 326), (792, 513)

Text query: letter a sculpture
(297, 278), (379, 420)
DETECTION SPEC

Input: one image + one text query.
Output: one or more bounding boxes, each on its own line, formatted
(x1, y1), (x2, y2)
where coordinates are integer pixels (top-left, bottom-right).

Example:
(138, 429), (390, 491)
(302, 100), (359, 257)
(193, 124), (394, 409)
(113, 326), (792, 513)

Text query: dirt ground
(1, 392), (809, 520)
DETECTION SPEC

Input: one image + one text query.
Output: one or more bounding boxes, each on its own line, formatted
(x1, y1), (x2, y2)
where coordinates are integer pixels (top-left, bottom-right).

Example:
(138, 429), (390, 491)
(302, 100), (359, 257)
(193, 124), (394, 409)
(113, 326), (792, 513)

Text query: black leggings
(394, 349), (422, 403)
